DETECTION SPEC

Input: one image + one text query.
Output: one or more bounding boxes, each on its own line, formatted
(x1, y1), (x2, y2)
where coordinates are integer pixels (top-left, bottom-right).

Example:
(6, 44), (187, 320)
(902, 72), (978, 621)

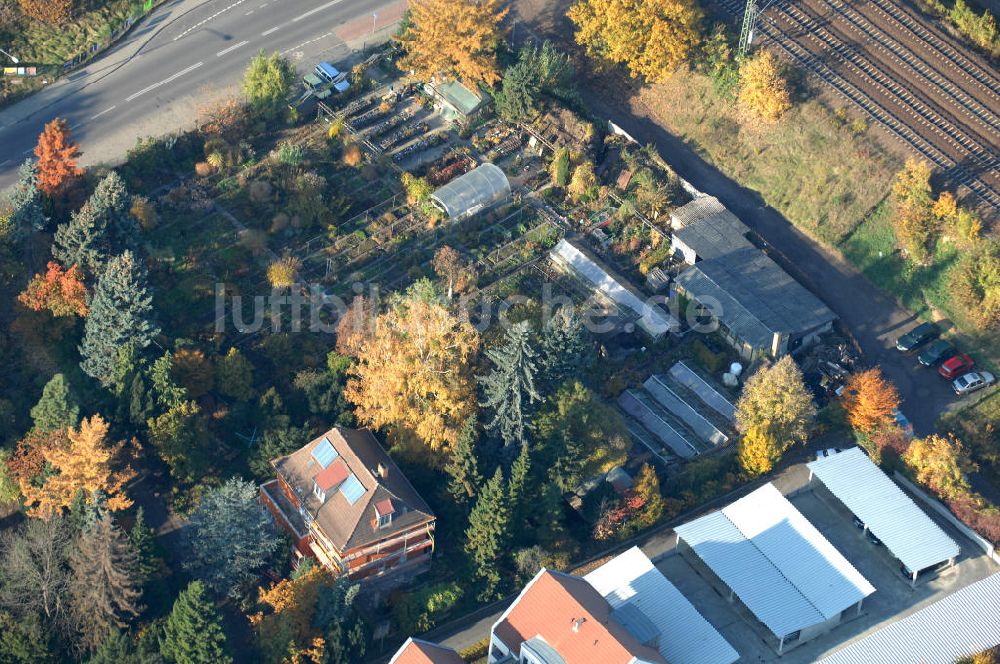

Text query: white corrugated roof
(807, 447), (960, 573)
(585, 547), (739, 664)
(819, 573), (1000, 664)
(674, 484), (875, 639)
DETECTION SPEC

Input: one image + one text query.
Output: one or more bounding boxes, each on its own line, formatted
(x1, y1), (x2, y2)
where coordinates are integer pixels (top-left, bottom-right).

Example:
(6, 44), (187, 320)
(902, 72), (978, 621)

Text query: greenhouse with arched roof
(430, 163), (511, 220)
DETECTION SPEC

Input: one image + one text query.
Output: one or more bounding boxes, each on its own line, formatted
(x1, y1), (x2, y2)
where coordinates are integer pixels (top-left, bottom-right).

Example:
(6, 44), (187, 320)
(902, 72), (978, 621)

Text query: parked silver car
(952, 371), (995, 396)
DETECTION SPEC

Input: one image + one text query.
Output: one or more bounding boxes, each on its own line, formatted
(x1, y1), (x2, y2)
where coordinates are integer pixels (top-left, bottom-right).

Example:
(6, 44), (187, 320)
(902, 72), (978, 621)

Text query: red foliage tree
(34, 118), (83, 197)
(7, 428), (68, 486)
(18, 261), (88, 317)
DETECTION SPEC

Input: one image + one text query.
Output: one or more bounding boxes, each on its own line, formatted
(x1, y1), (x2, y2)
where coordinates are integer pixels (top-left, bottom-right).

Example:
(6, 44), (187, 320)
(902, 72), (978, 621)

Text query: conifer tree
(53, 201), (110, 277)
(479, 321), (540, 447)
(7, 160), (48, 232)
(183, 478), (280, 598)
(538, 309), (592, 387)
(30, 373), (81, 432)
(69, 507), (143, 651)
(89, 171), (139, 253)
(80, 251), (159, 387)
(129, 506), (158, 584)
(507, 444), (531, 534)
(160, 581), (232, 664)
(445, 417), (482, 505)
(464, 467), (511, 598)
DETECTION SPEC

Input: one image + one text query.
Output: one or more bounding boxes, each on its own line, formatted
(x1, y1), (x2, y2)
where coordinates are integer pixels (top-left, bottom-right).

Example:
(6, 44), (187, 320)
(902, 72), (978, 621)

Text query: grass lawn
(636, 69), (899, 245)
(839, 202), (999, 370)
(12, 0), (146, 65)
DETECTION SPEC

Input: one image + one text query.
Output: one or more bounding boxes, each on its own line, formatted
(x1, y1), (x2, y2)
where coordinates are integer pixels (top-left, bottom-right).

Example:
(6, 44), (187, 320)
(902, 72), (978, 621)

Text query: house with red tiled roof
(260, 427), (436, 584)
(488, 567), (668, 664)
(389, 637), (464, 664)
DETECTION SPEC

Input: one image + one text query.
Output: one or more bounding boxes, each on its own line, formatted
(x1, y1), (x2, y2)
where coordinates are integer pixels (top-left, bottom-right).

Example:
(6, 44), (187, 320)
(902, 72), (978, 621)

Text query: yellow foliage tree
(21, 415), (135, 519)
(249, 565), (334, 664)
(345, 283), (480, 457)
(267, 256), (302, 289)
(734, 356), (816, 451)
(567, 162), (598, 202)
(397, 0), (508, 87)
(738, 424), (779, 478)
(842, 368), (900, 435)
(903, 433), (974, 500)
(568, 0), (702, 81)
(737, 49), (792, 124)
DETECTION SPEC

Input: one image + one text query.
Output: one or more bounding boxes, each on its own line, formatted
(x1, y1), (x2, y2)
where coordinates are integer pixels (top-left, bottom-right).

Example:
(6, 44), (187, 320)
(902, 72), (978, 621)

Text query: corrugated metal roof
(585, 547), (740, 664)
(818, 573), (1000, 664)
(430, 163), (510, 218)
(674, 484), (875, 638)
(670, 202), (753, 262)
(674, 247), (836, 351)
(807, 447), (960, 572)
(551, 239), (679, 338)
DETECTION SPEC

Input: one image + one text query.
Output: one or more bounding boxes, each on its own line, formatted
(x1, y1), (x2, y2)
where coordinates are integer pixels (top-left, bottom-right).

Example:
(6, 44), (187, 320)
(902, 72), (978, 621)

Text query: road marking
(0, 159), (10, 167)
(174, 0), (250, 41)
(216, 40), (249, 57)
(280, 32), (333, 56)
(246, 9), (254, 14)
(23, 147), (34, 154)
(126, 62), (203, 101)
(261, 26), (280, 36)
(292, 0), (345, 23)
(90, 105), (117, 120)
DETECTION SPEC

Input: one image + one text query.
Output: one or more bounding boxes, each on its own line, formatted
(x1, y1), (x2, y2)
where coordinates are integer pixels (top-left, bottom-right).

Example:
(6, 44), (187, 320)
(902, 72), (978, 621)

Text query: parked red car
(938, 353), (974, 379)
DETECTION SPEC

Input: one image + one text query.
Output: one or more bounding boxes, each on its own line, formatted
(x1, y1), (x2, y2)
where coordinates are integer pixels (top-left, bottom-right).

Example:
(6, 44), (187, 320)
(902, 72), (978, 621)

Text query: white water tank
(730, 362), (743, 377)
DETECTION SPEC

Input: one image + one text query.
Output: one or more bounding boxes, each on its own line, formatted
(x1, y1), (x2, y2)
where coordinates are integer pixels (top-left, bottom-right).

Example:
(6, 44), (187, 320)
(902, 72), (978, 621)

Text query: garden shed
(430, 163), (511, 220)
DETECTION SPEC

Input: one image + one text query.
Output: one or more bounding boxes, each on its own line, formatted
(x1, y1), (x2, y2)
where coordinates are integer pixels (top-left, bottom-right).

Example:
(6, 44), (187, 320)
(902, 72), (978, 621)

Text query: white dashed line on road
(292, 0), (345, 22)
(216, 40), (249, 57)
(280, 32), (333, 56)
(261, 25), (280, 35)
(0, 160), (10, 167)
(125, 62), (203, 101)
(90, 106), (117, 120)
(174, 0), (250, 40)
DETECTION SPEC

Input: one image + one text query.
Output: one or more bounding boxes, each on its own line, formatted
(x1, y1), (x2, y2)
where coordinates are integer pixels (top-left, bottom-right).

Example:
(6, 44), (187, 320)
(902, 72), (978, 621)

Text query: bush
(459, 639), (489, 662)
(194, 162), (212, 177)
(342, 144), (363, 167)
(266, 256), (302, 288)
(391, 581), (464, 634)
(130, 196), (158, 231)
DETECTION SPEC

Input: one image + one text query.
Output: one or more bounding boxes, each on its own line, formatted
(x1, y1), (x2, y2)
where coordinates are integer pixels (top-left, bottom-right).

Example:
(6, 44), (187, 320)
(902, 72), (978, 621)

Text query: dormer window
(374, 498), (395, 529)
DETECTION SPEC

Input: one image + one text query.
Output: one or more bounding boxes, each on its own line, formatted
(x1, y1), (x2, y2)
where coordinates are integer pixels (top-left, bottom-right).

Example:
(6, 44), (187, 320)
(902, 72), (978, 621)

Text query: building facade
(260, 427), (436, 584)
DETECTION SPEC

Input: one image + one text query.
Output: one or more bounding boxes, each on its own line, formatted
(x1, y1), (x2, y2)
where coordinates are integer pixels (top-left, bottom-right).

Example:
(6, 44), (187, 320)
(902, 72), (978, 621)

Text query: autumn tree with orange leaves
(34, 118), (83, 197)
(21, 415), (135, 519)
(18, 261), (88, 317)
(345, 281), (479, 458)
(842, 367), (901, 435)
(18, 0), (73, 24)
(398, 0), (508, 87)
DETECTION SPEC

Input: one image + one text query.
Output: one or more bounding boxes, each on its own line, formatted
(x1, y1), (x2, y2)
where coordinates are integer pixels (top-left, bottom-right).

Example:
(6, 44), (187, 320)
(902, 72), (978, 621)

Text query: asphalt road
(0, 0), (404, 188)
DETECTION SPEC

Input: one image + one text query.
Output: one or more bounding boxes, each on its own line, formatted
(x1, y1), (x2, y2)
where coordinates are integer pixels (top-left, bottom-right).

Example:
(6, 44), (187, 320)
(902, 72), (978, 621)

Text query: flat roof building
(430, 163), (510, 220)
(674, 483), (875, 653)
(807, 447), (960, 583)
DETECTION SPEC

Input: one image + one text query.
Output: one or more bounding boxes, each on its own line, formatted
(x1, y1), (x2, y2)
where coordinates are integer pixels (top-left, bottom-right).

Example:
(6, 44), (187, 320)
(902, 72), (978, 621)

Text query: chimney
(377, 463), (388, 480)
(573, 618), (586, 633)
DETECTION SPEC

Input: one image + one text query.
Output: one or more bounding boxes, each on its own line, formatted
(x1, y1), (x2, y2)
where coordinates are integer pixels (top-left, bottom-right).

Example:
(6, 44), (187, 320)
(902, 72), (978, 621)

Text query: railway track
(719, 0), (1000, 213)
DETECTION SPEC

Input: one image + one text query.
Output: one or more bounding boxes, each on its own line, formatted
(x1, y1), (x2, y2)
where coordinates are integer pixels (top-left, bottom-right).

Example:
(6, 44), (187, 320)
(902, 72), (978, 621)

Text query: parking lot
(653, 479), (997, 662)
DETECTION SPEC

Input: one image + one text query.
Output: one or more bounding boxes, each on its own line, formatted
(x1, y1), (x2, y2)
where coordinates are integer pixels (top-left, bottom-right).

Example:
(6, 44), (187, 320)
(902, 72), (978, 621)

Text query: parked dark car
(896, 322), (939, 352)
(917, 339), (955, 366)
(938, 354), (974, 379)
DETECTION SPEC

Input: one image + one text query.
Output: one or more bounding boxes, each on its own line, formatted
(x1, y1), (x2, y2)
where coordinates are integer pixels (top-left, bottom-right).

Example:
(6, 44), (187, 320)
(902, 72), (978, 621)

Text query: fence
(61, 0), (163, 73)
(894, 471), (1000, 565)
